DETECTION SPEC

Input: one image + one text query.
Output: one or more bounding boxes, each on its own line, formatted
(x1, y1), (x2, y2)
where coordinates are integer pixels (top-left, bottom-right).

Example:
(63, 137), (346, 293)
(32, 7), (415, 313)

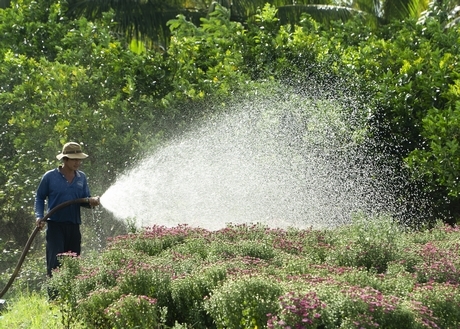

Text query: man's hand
(36, 218), (46, 230)
(88, 196), (101, 208)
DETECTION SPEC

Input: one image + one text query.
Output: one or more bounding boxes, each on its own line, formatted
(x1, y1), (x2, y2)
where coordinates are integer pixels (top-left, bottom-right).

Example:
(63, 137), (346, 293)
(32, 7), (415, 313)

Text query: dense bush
(105, 294), (163, 329)
(41, 217), (460, 328)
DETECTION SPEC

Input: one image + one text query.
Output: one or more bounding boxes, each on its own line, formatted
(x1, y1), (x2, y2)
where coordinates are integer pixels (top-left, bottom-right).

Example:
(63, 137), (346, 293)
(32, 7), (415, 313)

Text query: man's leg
(64, 223), (81, 256)
(46, 221), (65, 277)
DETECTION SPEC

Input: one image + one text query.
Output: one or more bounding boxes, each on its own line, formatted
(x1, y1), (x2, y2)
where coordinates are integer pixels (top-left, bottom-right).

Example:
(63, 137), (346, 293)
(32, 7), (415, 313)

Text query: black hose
(0, 198), (89, 299)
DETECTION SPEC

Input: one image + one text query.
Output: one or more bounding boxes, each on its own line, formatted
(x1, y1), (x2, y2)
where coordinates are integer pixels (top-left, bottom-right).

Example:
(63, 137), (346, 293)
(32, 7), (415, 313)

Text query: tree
(419, 0), (460, 28)
(62, 0), (437, 54)
(231, 0), (430, 27)
(65, 0), (211, 48)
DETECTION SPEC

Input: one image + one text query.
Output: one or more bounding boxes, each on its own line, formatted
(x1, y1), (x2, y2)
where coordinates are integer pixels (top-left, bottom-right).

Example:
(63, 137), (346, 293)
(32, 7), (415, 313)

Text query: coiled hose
(0, 198), (89, 298)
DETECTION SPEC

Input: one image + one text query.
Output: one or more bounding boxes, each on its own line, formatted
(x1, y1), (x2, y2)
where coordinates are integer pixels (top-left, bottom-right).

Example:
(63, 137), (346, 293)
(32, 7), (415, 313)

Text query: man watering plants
(34, 142), (100, 277)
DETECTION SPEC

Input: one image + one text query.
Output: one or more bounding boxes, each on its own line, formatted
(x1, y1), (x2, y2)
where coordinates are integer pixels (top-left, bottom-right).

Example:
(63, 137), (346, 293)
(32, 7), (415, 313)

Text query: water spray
(100, 84), (432, 230)
(0, 198), (91, 299)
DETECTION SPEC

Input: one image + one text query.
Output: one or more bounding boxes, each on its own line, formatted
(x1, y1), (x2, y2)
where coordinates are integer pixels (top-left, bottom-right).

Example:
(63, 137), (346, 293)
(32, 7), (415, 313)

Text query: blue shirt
(34, 167), (91, 224)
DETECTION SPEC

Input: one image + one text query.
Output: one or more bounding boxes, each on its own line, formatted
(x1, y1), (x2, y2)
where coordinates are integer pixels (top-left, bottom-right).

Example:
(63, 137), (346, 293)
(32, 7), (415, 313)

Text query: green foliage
(0, 0), (69, 60)
(406, 101), (460, 198)
(49, 253), (82, 328)
(0, 245), (47, 298)
(405, 240), (460, 284)
(166, 4), (248, 104)
(267, 291), (326, 329)
(206, 238), (277, 262)
(204, 275), (283, 329)
(326, 286), (416, 329)
(77, 288), (121, 328)
(170, 265), (227, 327)
(0, 291), (65, 329)
(410, 282), (460, 329)
(2, 222), (446, 328)
(0, 239), (21, 292)
(105, 294), (165, 329)
(111, 225), (198, 256)
(326, 215), (404, 273)
(244, 4), (283, 80)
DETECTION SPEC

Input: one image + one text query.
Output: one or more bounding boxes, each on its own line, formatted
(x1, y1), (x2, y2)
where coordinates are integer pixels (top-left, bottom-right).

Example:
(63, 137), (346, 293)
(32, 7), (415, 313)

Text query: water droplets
(101, 85), (426, 230)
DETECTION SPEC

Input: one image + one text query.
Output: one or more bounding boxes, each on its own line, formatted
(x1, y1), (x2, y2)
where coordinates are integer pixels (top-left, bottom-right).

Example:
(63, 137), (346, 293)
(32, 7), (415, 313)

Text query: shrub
(170, 265), (227, 327)
(338, 285), (415, 329)
(267, 291), (326, 329)
(77, 287), (122, 329)
(410, 282), (460, 328)
(412, 241), (460, 284)
(205, 275), (283, 329)
(39, 222), (459, 329)
(327, 216), (403, 272)
(47, 252), (82, 328)
(376, 262), (418, 297)
(105, 294), (165, 329)
(108, 225), (197, 257)
(115, 263), (173, 312)
(321, 284), (416, 328)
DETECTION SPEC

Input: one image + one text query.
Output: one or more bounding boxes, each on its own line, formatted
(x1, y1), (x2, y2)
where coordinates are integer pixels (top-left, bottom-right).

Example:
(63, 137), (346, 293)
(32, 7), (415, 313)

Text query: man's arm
(34, 175), (48, 229)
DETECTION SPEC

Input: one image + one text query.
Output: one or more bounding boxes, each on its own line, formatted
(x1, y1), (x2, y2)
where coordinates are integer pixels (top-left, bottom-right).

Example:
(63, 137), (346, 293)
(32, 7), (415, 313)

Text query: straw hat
(56, 142), (89, 160)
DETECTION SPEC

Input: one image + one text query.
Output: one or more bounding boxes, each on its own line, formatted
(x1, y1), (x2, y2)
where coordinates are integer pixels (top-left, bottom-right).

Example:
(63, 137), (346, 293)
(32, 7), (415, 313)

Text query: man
(34, 142), (100, 277)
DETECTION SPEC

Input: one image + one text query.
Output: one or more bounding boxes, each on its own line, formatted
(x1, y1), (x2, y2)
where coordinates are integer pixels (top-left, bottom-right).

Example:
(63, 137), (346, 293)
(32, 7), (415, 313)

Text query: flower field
(17, 217), (460, 328)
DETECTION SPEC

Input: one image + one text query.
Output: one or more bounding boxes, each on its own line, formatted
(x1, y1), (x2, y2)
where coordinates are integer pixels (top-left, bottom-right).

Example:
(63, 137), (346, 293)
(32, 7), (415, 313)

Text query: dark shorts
(46, 221), (81, 276)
